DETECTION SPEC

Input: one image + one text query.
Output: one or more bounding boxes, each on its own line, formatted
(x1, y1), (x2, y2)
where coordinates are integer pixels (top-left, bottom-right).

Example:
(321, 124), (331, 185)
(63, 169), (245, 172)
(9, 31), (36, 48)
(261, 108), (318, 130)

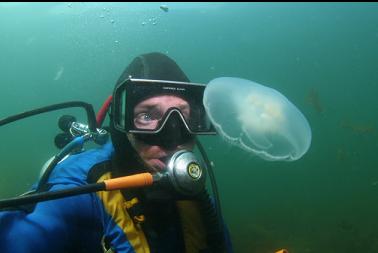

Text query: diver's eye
(135, 113), (153, 123)
(134, 110), (162, 129)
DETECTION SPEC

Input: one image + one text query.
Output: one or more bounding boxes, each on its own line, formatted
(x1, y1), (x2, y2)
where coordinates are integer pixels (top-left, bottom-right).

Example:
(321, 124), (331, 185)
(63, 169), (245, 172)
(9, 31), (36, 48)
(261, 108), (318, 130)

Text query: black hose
(196, 140), (223, 229)
(196, 140), (226, 252)
(0, 101), (97, 132)
(0, 182), (105, 211)
(0, 101), (97, 191)
(37, 155), (62, 191)
(196, 190), (226, 252)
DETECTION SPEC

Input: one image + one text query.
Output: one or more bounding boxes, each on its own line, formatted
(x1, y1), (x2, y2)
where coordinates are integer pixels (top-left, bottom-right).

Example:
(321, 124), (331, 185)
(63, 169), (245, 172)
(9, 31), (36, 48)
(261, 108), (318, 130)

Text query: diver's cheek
(178, 140), (195, 151)
(146, 158), (166, 172)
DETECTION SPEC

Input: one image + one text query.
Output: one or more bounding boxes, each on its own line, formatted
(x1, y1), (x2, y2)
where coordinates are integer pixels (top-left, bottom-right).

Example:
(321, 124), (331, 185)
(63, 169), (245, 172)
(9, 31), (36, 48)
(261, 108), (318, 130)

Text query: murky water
(1, 3), (378, 253)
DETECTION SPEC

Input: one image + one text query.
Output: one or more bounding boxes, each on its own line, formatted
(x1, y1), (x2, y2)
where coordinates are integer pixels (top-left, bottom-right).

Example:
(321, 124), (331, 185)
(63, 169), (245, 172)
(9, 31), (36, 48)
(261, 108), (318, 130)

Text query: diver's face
(129, 95), (195, 172)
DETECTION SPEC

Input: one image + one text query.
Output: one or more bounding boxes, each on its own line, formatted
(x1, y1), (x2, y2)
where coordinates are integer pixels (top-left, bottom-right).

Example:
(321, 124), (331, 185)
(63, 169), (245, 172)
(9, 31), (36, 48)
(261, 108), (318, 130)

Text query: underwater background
(1, 2), (378, 253)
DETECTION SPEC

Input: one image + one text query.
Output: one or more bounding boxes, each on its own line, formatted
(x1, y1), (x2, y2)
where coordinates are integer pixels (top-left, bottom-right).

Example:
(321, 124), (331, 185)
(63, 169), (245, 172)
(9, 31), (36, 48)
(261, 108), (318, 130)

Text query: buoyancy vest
(92, 167), (210, 253)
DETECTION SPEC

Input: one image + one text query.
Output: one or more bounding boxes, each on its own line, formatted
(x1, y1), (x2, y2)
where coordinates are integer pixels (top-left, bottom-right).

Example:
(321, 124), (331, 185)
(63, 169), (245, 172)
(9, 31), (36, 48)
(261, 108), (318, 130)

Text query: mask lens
(119, 89), (127, 129)
(114, 78), (216, 134)
(187, 104), (212, 132)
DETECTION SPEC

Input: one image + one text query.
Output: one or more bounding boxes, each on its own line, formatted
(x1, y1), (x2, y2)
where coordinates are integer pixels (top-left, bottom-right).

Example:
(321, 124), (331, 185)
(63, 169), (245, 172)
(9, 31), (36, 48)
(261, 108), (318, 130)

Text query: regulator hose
(196, 189), (226, 253)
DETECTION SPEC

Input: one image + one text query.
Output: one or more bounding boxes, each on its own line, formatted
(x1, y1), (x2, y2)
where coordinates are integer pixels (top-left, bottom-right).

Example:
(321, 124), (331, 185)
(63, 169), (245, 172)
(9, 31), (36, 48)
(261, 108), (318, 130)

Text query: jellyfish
(203, 77), (312, 161)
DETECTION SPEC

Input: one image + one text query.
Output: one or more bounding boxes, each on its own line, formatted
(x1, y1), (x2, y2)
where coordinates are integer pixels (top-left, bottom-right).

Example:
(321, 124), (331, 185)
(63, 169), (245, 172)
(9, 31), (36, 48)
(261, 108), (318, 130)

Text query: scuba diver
(0, 52), (233, 253)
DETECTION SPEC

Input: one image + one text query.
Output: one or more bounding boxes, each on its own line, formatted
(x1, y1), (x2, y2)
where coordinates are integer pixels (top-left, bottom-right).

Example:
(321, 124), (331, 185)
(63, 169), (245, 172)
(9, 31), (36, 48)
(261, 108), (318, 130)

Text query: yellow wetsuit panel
(96, 172), (150, 253)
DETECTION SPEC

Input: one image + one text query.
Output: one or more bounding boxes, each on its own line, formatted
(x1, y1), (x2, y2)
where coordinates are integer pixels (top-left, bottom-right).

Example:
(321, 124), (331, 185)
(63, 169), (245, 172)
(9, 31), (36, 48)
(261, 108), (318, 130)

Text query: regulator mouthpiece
(161, 150), (206, 196)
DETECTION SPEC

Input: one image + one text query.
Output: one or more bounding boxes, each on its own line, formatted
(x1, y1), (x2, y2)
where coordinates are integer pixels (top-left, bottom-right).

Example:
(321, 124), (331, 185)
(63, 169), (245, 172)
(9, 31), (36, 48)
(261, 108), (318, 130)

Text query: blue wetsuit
(0, 142), (232, 253)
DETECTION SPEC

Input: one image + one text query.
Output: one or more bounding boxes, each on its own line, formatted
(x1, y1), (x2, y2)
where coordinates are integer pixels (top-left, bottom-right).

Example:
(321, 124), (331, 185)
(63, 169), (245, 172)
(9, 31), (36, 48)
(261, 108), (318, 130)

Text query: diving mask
(112, 78), (216, 135)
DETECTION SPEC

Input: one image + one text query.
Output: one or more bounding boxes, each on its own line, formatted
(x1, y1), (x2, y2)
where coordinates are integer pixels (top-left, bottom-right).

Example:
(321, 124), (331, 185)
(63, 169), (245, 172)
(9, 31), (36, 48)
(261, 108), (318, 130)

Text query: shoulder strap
(176, 200), (208, 252)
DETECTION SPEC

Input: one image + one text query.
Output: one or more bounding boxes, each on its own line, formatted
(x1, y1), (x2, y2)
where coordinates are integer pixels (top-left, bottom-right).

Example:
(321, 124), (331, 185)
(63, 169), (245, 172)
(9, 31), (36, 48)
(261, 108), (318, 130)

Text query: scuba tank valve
(55, 114), (109, 148)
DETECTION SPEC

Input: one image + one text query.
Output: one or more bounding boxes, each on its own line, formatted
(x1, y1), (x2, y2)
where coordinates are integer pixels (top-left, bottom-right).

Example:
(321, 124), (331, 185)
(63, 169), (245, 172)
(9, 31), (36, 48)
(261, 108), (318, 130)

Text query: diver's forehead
(135, 95), (189, 109)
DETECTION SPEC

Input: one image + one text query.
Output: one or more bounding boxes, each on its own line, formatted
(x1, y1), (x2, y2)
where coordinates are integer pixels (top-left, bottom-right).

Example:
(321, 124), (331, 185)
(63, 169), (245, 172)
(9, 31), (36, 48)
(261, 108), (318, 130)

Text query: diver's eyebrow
(177, 103), (190, 110)
(134, 104), (159, 114)
(135, 104), (157, 110)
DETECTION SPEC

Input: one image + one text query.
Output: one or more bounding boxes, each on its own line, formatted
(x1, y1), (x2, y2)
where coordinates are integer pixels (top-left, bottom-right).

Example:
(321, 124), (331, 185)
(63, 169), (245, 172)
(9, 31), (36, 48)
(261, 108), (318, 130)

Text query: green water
(1, 2), (378, 253)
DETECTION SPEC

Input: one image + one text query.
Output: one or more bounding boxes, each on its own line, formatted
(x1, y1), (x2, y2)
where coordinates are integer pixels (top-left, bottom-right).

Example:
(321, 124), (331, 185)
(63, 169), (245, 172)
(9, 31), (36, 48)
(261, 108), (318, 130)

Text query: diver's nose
(160, 112), (193, 150)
